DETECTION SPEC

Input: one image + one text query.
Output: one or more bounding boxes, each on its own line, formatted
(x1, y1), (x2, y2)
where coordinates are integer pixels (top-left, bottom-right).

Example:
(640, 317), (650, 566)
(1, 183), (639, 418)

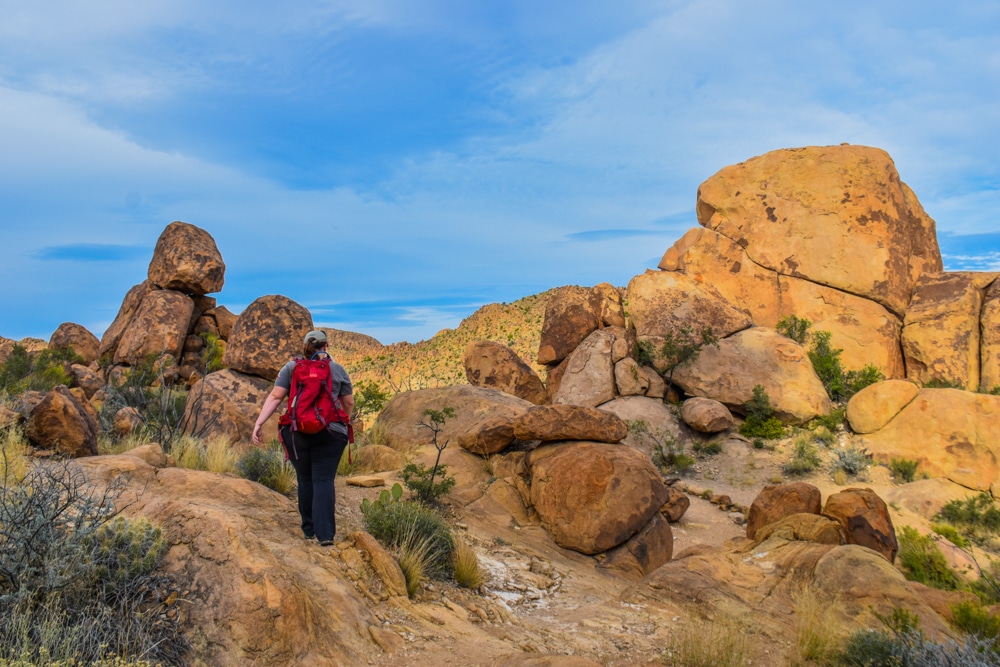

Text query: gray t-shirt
(276, 355), (353, 435)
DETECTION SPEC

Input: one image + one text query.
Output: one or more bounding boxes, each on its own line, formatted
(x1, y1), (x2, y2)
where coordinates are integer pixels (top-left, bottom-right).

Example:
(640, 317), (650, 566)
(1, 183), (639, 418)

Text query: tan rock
(351, 531), (408, 598)
(99, 281), (154, 358)
(123, 443), (171, 468)
(597, 396), (682, 458)
(346, 475), (385, 487)
(463, 340), (548, 405)
(550, 328), (621, 408)
(147, 221), (226, 295)
(26, 386), (99, 457)
(0, 404), (23, 428)
(354, 444), (405, 472)
(527, 441), (669, 554)
(856, 389), (1000, 491)
(213, 305), (238, 340)
(642, 366), (666, 399)
(673, 327), (830, 424)
(183, 369), (277, 445)
(660, 487), (690, 523)
(746, 482), (822, 540)
(601, 513), (673, 579)
(114, 290), (195, 365)
(512, 405), (627, 443)
(589, 282), (626, 328)
(614, 357), (648, 396)
(374, 385), (532, 455)
(845, 380), (920, 434)
(667, 227), (906, 377)
(536, 286), (601, 365)
(223, 295), (313, 381)
(695, 144), (942, 316)
(626, 269), (751, 342)
(68, 363), (104, 399)
(752, 513), (844, 546)
(492, 656), (603, 667)
(680, 397), (733, 433)
(49, 322), (100, 364)
(113, 406), (143, 437)
(823, 488), (898, 563)
(981, 280), (1000, 392)
(902, 272), (995, 390)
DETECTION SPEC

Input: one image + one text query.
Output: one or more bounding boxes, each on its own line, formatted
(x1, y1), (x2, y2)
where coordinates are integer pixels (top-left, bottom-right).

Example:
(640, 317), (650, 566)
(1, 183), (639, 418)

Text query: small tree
(739, 384), (785, 439)
(658, 326), (719, 389)
(353, 380), (391, 420)
(404, 407), (457, 503)
(776, 315), (812, 345)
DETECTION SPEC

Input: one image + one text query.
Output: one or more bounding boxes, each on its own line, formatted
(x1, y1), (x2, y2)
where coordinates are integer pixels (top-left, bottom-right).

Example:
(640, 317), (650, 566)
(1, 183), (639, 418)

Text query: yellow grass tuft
(453, 539), (486, 589)
(793, 586), (845, 665)
(171, 435), (206, 470)
(665, 614), (748, 667)
(203, 435), (238, 474)
(0, 424), (30, 483)
(396, 528), (436, 598)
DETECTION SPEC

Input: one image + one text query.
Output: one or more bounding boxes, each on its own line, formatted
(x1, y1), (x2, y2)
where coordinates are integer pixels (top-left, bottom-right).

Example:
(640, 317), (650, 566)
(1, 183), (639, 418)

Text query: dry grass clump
(397, 528), (436, 598)
(0, 424), (29, 483)
(664, 614), (748, 667)
(98, 431), (156, 456)
(170, 434), (238, 474)
(453, 539), (486, 589)
(794, 586), (844, 664)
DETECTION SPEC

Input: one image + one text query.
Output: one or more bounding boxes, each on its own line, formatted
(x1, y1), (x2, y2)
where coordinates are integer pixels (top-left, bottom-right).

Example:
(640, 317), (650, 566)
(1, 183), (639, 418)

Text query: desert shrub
(981, 385), (1000, 396)
(0, 344), (80, 394)
(199, 333), (226, 373)
(794, 587), (843, 664)
(692, 440), (723, 456)
(931, 523), (969, 549)
(776, 314), (812, 345)
(630, 420), (694, 473)
(452, 539), (486, 589)
(0, 460), (187, 664)
(361, 484), (454, 579)
(808, 331), (885, 402)
(951, 600), (1000, 645)
(831, 447), (871, 477)
(813, 406), (847, 432)
(658, 326), (719, 388)
(353, 380), (391, 420)
(359, 420), (389, 447)
(890, 458), (920, 484)
(897, 526), (961, 590)
(238, 441), (295, 494)
(633, 339), (656, 367)
(0, 424), (29, 484)
(784, 436), (822, 475)
(739, 385), (785, 440)
(925, 377), (965, 389)
(664, 614), (748, 667)
(401, 462), (457, 503)
(813, 425), (835, 447)
(937, 493), (1000, 545)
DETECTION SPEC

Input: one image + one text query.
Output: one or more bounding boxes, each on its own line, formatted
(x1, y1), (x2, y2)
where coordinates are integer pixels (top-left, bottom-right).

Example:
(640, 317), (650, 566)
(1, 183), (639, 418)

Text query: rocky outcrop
(147, 221), (226, 295)
(223, 295), (313, 381)
(822, 488), (898, 563)
(680, 397), (733, 433)
(526, 442), (669, 554)
(845, 380), (919, 434)
(672, 327), (830, 423)
(549, 328), (625, 408)
(49, 322), (100, 364)
(26, 385), (99, 457)
(536, 286), (601, 366)
(746, 483), (822, 540)
(115, 290), (196, 365)
(511, 405), (627, 443)
(183, 369), (278, 444)
(464, 341), (547, 405)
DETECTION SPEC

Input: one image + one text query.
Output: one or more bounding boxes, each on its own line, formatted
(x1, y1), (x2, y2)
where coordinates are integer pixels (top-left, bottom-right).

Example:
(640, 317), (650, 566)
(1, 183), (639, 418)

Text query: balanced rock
(549, 328), (624, 408)
(746, 482), (822, 540)
(27, 385), (99, 457)
(114, 290), (195, 365)
(223, 295), (313, 381)
(184, 369), (277, 444)
(49, 322), (100, 364)
(147, 221), (226, 295)
(536, 286), (601, 366)
(672, 327), (830, 424)
(846, 380), (920, 434)
(527, 441), (669, 554)
(463, 340), (547, 405)
(680, 397), (733, 433)
(626, 269), (751, 342)
(823, 488), (898, 563)
(512, 404), (627, 443)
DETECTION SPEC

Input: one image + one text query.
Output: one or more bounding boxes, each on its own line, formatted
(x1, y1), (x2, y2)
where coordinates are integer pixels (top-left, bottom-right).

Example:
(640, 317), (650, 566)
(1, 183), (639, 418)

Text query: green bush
(931, 523), (969, 549)
(692, 440), (723, 456)
(890, 458), (919, 484)
(807, 331), (885, 402)
(633, 339), (656, 367)
(831, 447), (871, 477)
(657, 326), (719, 387)
(0, 344), (79, 394)
(784, 437), (822, 475)
(925, 377), (965, 389)
(739, 385), (785, 439)
(812, 406), (846, 432)
(937, 492), (1000, 545)
(361, 485), (454, 579)
(776, 314), (812, 345)
(354, 380), (391, 419)
(951, 600), (1000, 643)
(401, 461), (457, 503)
(200, 333), (227, 373)
(897, 526), (961, 590)
(238, 442), (295, 494)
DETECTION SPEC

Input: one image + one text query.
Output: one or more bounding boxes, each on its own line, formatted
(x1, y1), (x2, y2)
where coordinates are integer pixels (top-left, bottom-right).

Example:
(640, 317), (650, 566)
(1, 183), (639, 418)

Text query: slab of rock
(184, 369), (277, 444)
(590, 282), (626, 328)
(223, 295), (313, 381)
(752, 513), (844, 546)
(27, 386), (99, 457)
(626, 269), (751, 342)
(694, 144), (942, 316)
(673, 327), (830, 424)
(375, 385), (532, 455)
(981, 280), (1000, 392)
(512, 404), (627, 443)
(114, 289), (195, 365)
(147, 221), (226, 295)
(660, 487), (690, 523)
(601, 513), (673, 579)
(492, 656), (603, 667)
(351, 532), (408, 598)
(527, 441), (669, 554)
(49, 322), (100, 364)
(597, 396), (682, 458)
(855, 389), (1000, 491)
(822, 488), (898, 563)
(463, 340), (547, 405)
(746, 482), (822, 540)
(642, 366), (666, 399)
(550, 328), (622, 408)
(99, 281), (154, 358)
(680, 397), (733, 433)
(845, 379), (920, 434)
(345, 475), (385, 487)
(614, 357), (649, 396)
(536, 286), (602, 366)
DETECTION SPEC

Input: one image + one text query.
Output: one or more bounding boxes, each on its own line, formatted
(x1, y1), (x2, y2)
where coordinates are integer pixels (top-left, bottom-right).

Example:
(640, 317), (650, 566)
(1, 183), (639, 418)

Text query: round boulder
(846, 380), (920, 434)
(223, 295), (313, 381)
(822, 488), (898, 563)
(536, 286), (601, 366)
(746, 482), (822, 540)
(147, 221), (226, 295)
(49, 322), (100, 364)
(463, 340), (547, 405)
(680, 397), (734, 433)
(183, 369), (277, 444)
(114, 290), (195, 366)
(27, 386), (99, 457)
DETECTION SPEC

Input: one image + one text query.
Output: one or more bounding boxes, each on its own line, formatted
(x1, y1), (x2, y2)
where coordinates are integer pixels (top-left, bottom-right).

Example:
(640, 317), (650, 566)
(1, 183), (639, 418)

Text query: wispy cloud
(35, 244), (149, 262)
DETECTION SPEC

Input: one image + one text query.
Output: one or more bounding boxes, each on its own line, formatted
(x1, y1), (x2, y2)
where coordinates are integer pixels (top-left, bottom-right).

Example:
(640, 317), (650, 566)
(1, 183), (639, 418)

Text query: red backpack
(278, 356), (351, 435)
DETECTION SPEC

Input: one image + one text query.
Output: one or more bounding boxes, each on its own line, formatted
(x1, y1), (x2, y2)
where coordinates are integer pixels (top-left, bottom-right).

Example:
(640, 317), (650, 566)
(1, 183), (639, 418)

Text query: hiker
(252, 330), (354, 546)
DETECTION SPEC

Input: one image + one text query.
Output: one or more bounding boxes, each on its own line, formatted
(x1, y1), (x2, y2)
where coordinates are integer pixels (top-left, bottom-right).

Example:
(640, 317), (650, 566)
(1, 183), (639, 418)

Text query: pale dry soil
(324, 427), (925, 667)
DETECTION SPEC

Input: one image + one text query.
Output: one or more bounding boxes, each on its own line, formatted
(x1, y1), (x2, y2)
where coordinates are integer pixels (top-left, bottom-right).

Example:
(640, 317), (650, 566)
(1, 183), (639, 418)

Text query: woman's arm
(252, 385), (288, 445)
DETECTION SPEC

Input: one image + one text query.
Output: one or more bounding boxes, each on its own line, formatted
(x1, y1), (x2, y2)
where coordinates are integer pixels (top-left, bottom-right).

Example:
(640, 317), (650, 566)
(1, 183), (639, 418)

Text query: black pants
(280, 425), (349, 542)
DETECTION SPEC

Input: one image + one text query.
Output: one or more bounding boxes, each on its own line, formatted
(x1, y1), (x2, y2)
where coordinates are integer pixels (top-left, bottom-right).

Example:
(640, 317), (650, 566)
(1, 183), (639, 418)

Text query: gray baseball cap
(304, 330), (327, 346)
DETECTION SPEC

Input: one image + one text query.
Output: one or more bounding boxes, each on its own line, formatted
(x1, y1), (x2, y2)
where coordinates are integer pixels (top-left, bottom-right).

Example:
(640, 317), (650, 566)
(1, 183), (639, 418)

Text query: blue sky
(2, 1), (998, 344)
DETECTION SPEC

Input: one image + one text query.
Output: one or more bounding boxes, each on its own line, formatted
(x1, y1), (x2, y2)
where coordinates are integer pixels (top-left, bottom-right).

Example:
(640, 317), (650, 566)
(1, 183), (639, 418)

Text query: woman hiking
(252, 330), (354, 546)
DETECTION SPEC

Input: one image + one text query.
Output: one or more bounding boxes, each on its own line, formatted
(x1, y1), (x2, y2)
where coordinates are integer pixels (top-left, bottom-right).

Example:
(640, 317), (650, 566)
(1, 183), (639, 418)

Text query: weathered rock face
(550, 328), (624, 408)
(464, 340), (548, 405)
(147, 221), (226, 295)
(752, 513), (844, 546)
(589, 282), (626, 328)
(613, 357), (649, 396)
(663, 227), (906, 377)
(184, 369), (277, 445)
(902, 272), (998, 390)
(823, 488), (898, 563)
(694, 144), (941, 316)
(601, 513), (673, 579)
(626, 269), (751, 342)
(26, 385), (99, 457)
(223, 295), (313, 381)
(680, 397), (733, 433)
(673, 327), (830, 424)
(982, 280), (1000, 392)
(536, 286), (601, 366)
(69, 363), (104, 399)
(746, 483), (823, 540)
(100, 281), (153, 358)
(845, 380), (920, 434)
(115, 290), (196, 365)
(49, 322), (100, 364)
(855, 389), (1000, 491)
(527, 441), (669, 554)
(511, 405), (627, 443)
(660, 487), (690, 523)
(596, 396), (682, 457)
(375, 385), (533, 455)
(213, 306), (239, 340)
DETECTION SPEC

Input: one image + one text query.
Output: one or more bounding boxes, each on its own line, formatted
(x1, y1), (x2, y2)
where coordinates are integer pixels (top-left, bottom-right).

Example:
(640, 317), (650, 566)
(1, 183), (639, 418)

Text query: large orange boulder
(26, 385), (99, 457)
(625, 269), (751, 342)
(694, 145), (941, 316)
(114, 290), (195, 365)
(845, 380), (920, 434)
(823, 488), (898, 563)
(147, 221), (226, 295)
(223, 295), (313, 381)
(99, 281), (154, 358)
(463, 340), (548, 405)
(746, 482), (822, 540)
(526, 441), (669, 554)
(49, 322), (100, 364)
(183, 369), (277, 445)
(536, 286), (601, 366)
(511, 404), (627, 443)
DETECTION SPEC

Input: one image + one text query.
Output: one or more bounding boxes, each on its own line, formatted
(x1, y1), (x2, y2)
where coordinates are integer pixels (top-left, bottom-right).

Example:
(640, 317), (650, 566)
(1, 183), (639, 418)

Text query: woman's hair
(303, 341), (326, 358)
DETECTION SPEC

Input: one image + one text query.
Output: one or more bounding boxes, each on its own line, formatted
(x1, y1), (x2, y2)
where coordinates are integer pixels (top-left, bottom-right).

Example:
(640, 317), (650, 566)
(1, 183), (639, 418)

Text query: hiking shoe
(319, 539), (334, 547)
(304, 534), (316, 541)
